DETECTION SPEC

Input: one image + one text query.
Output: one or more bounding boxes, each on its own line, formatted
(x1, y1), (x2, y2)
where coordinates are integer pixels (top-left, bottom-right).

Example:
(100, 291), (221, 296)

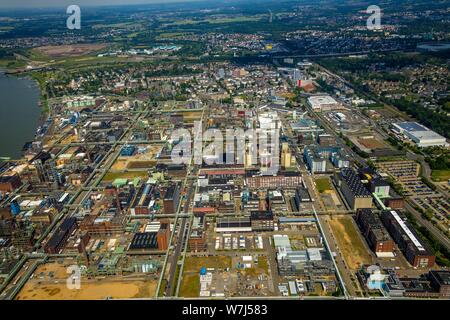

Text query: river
(0, 71), (41, 159)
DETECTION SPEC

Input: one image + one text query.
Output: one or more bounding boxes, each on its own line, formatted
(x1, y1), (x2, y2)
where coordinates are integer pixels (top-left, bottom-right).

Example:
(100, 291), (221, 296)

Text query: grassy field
(257, 256), (269, 273)
(431, 169), (450, 182)
(183, 256), (232, 273)
(179, 274), (201, 297)
(328, 216), (372, 270)
(179, 256), (232, 297)
(315, 178), (332, 193)
(102, 171), (149, 182)
(167, 16), (261, 26)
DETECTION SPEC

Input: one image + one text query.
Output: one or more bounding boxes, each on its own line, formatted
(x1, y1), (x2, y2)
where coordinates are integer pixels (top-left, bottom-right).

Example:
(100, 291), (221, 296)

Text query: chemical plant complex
(0, 0), (449, 303)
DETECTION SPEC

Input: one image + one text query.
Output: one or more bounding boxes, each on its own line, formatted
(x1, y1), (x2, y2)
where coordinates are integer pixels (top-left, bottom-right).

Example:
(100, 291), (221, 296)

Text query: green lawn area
(431, 170), (450, 182)
(183, 256), (232, 273)
(102, 171), (148, 182)
(179, 256), (231, 297)
(179, 273), (200, 298)
(257, 256), (269, 273)
(315, 178), (332, 193)
(329, 217), (372, 270)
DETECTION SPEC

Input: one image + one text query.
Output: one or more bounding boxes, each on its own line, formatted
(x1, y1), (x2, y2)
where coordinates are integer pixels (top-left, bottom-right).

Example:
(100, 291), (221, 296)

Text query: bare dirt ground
(358, 137), (385, 150)
(34, 44), (107, 58)
(16, 263), (157, 300)
(17, 279), (156, 300)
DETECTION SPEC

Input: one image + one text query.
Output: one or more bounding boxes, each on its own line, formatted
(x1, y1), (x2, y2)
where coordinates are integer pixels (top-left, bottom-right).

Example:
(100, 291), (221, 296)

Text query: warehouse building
(381, 210), (435, 268)
(392, 122), (447, 148)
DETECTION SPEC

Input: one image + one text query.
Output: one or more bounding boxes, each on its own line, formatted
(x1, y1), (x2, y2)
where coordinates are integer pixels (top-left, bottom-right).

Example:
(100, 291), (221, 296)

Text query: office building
(304, 147), (326, 173)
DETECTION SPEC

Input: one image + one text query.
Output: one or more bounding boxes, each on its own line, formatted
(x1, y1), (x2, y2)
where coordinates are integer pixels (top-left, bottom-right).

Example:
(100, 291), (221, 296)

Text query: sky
(0, 0), (203, 9)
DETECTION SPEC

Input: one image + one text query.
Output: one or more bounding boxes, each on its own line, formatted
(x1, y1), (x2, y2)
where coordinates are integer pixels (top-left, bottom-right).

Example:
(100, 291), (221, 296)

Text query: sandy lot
(17, 279), (156, 300)
(16, 263), (157, 300)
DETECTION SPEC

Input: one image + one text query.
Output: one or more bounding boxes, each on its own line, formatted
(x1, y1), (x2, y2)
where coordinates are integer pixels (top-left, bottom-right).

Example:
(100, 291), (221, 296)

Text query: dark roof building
(381, 210), (435, 268)
(129, 232), (158, 250)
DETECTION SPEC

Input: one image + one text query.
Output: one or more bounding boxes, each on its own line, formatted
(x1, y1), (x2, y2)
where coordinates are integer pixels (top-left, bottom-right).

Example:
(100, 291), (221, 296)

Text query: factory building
(189, 214), (207, 252)
(163, 183), (181, 214)
(273, 235), (334, 276)
(44, 217), (77, 254)
(80, 215), (125, 236)
(129, 221), (170, 251)
(381, 210), (435, 268)
(355, 209), (394, 257)
(428, 270), (450, 298)
(246, 172), (302, 189)
(0, 175), (22, 193)
(250, 210), (274, 231)
(294, 187), (312, 211)
(129, 183), (158, 216)
(307, 95), (339, 112)
(157, 221), (171, 251)
(318, 134), (336, 147)
(129, 232), (158, 250)
(215, 217), (252, 233)
(392, 122), (447, 148)
(335, 168), (373, 210)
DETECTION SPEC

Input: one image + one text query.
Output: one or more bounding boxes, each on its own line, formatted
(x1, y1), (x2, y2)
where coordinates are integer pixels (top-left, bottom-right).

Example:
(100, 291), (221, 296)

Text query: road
(164, 180), (195, 296)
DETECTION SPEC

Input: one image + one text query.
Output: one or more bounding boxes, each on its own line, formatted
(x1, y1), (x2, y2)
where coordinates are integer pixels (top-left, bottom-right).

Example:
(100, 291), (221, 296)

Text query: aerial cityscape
(0, 0), (449, 306)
